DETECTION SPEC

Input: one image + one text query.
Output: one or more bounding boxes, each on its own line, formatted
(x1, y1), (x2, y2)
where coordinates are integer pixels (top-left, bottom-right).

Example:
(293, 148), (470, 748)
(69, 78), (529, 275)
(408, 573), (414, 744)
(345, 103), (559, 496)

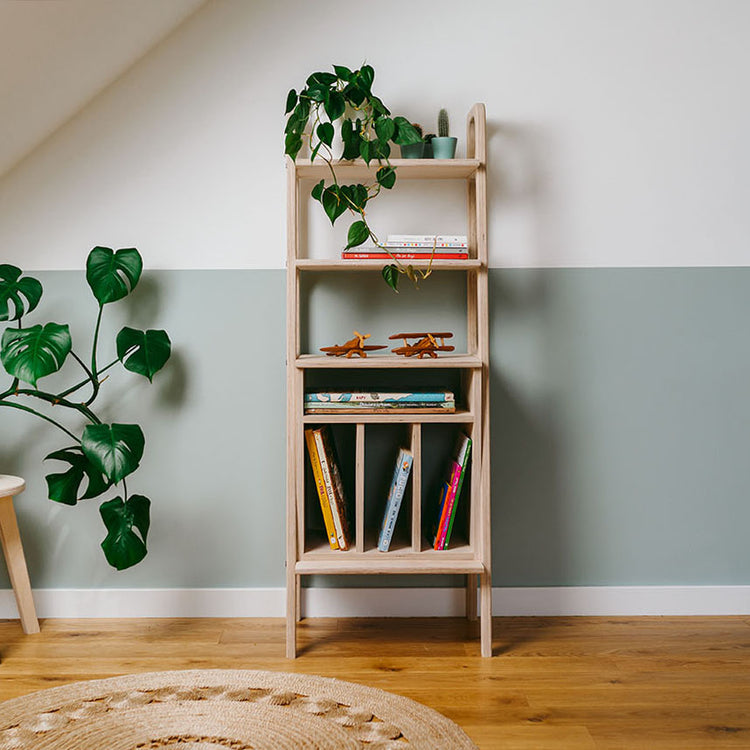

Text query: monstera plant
(0, 247), (171, 570)
(284, 63), (428, 292)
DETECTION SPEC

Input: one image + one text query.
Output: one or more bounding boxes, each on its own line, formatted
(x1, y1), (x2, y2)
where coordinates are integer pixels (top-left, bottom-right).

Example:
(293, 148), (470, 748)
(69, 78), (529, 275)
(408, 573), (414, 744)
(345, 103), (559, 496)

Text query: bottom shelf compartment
(301, 422), (474, 562)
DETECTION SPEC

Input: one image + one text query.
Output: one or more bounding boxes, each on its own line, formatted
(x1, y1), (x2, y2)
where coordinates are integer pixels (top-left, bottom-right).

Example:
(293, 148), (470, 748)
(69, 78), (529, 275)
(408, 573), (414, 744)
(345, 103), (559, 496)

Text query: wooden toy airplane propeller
(320, 331), (387, 358)
(389, 331), (455, 358)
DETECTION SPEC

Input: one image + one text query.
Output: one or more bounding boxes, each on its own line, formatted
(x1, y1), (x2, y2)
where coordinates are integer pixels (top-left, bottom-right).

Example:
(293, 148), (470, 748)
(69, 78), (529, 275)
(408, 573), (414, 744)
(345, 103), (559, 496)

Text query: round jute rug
(0, 669), (478, 749)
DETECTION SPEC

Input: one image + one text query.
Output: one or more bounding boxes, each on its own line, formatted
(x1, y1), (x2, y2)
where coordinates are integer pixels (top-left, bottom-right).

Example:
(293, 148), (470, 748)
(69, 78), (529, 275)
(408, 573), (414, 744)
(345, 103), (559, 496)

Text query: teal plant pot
(423, 140), (434, 158)
(431, 137), (457, 159)
(400, 142), (425, 158)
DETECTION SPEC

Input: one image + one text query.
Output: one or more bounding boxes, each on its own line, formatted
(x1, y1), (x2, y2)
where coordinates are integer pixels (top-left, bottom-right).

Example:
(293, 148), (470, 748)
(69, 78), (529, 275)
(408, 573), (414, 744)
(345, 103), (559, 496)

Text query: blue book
(377, 448), (414, 552)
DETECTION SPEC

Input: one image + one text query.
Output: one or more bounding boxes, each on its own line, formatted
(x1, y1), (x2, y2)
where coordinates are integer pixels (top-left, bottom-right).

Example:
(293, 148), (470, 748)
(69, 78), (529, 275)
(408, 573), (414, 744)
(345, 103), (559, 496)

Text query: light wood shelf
(293, 157), (481, 181)
(286, 103), (492, 657)
(294, 258), (483, 271)
(295, 353), (483, 369)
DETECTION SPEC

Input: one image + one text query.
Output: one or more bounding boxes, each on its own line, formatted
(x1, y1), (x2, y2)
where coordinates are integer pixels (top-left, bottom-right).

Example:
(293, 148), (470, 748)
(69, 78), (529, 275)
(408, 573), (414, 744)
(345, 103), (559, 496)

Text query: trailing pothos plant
(284, 63), (430, 292)
(0, 247), (171, 570)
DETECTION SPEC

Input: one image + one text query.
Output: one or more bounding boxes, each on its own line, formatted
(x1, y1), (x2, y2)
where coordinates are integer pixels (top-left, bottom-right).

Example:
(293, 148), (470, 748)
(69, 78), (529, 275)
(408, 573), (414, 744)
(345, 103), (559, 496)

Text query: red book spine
(434, 461), (461, 550)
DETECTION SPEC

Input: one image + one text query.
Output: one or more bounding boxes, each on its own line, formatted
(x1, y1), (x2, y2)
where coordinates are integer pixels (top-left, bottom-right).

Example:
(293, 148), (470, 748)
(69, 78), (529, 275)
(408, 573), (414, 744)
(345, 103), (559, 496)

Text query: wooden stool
(0, 476), (40, 634)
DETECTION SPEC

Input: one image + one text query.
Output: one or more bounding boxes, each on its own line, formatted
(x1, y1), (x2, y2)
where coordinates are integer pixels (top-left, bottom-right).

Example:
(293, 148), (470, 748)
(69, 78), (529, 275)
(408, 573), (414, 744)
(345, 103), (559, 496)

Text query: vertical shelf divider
(355, 423), (366, 553)
(410, 423), (422, 552)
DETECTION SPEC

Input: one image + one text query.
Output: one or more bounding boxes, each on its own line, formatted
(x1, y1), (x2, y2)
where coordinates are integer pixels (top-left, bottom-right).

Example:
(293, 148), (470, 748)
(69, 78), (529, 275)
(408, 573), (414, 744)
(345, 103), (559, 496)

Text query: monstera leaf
(81, 423), (144, 484)
(0, 323), (71, 387)
(86, 247), (142, 305)
(116, 327), (171, 382)
(0, 265), (43, 321)
(45, 446), (112, 505)
(100, 494), (150, 570)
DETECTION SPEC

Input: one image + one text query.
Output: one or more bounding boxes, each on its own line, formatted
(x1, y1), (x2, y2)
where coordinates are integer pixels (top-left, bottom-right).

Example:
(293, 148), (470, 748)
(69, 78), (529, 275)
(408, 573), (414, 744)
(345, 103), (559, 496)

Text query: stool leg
(0, 497), (40, 634)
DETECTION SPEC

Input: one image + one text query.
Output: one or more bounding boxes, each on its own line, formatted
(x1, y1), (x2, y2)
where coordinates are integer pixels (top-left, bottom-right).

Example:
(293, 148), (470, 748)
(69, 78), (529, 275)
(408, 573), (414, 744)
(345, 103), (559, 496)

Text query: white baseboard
(0, 585), (748, 620)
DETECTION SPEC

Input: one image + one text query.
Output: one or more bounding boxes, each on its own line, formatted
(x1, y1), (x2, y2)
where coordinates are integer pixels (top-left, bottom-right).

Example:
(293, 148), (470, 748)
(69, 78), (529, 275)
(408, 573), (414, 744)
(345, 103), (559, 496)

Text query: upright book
(378, 448), (414, 552)
(314, 426), (351, 551)
(304, 428), (338, 550)
(432, 433), (472, 550)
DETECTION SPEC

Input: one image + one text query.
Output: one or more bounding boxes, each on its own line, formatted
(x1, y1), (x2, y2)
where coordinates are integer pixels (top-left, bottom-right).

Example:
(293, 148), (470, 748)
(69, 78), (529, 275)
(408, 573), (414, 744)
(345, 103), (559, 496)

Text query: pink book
(433, 460), (461, 550)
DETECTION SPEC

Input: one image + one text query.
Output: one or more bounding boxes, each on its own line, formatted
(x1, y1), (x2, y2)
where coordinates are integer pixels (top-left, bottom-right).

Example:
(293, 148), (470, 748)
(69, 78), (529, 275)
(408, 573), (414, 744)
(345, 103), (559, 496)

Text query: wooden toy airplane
(320, 331), (387, 358)
(389, 331), (455, 358)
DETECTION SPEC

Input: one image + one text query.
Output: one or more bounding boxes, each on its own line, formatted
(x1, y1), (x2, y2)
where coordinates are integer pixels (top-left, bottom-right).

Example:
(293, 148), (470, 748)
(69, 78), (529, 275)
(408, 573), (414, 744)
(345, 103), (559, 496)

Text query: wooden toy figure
(389, 331), (455, 358)
(320, 331), (387, 358)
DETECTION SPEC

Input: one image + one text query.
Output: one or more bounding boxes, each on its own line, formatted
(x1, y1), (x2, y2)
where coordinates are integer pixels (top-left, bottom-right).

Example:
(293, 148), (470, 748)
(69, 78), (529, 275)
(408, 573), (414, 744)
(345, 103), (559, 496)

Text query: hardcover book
(378, 448), (414, 552)
(432, 433), (472, 550)
(304, 428), (338, 550)
(315, 426), (351, 550)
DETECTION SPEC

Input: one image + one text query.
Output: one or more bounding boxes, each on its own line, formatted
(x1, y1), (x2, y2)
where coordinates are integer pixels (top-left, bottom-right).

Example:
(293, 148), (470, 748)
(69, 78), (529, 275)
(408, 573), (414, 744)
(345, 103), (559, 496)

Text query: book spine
(444, 437), (472, 548)
(342, 252), (469, 260)
(305, 392), (454, 403)
(434, 461), (461, 550)
(431, 482), (451, 548)
(319, 426), (351, 550)
(304, 429), (339, 550)
(313, 429), (348, 550)
(378, 451), (413, 552)
(386, 234), (468, 245)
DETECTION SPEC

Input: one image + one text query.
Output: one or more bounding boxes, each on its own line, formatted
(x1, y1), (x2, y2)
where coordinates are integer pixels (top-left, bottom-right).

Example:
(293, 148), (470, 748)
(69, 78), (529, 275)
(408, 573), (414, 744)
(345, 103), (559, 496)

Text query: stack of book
(378, 447), (414, 552)
(432, 433), (472, 550)
(342, 234), (468, 260)
(304, 425), (351, 550)
(305, 390), (455, 415)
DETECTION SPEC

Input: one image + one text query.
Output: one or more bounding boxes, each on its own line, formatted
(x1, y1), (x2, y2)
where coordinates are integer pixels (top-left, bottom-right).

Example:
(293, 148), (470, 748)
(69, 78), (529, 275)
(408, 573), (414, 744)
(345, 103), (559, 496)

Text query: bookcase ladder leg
(465, 574), (477, 620)
(480, 571), (493, 657)
(286, 569), (297, 658)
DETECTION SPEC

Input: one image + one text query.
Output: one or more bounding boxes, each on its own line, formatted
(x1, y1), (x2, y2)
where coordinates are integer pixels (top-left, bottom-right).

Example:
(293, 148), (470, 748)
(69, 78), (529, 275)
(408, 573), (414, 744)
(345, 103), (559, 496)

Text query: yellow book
(304, 428), (339, 549)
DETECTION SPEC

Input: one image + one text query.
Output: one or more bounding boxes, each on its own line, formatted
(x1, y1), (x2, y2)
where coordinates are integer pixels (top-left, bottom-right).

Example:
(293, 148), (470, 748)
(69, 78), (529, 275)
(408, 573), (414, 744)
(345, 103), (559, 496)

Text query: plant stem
(9, 388), (102, 424)
(86, 305), (104, 406)
(57, 358), (119, 400)
(0, 400), (79, 441)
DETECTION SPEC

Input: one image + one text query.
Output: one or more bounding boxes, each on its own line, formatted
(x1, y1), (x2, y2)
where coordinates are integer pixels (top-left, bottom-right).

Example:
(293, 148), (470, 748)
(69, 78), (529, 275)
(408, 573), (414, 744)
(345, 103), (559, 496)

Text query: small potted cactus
(431, 108), (457, 158)
(400, 122), (425, 158)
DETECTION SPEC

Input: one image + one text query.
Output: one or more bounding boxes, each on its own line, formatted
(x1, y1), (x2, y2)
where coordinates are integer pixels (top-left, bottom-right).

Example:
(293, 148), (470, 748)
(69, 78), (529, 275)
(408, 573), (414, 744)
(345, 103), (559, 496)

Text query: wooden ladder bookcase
(286, 103), (491, 657)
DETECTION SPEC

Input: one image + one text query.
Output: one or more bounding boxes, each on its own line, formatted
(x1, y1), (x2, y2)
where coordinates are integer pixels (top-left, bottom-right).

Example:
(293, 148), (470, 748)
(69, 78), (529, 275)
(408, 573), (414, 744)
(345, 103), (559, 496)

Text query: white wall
(1, 0), (749, 271)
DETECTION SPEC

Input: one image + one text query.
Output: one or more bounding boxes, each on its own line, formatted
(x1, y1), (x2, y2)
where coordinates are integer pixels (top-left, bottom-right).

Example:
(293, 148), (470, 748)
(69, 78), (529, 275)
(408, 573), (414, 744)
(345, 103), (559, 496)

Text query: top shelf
(292, 158), (482, 181)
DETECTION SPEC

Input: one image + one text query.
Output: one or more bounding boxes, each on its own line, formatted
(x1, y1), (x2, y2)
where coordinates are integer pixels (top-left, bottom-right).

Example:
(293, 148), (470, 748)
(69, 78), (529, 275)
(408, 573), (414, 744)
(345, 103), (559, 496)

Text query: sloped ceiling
(0, 0), (207, 178)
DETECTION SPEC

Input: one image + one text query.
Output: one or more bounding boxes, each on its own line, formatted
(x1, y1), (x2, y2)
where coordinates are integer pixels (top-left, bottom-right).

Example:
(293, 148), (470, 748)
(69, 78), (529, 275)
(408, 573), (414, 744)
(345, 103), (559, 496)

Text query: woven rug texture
(0, 669), (478, 749)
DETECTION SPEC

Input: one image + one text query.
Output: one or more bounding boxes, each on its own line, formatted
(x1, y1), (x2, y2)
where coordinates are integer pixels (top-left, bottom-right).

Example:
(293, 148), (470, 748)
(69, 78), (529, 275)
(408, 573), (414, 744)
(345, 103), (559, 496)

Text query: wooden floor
(0, 616), (748, 749)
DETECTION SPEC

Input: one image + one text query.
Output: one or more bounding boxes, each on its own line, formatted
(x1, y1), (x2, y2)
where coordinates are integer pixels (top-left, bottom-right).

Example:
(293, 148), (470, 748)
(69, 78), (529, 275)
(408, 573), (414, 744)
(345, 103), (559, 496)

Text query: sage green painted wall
(0, 268), (748, 589)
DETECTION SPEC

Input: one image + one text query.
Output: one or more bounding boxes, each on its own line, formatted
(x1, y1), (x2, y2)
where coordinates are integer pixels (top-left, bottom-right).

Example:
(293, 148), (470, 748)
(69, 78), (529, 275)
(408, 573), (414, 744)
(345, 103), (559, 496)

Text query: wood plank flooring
(0, 616), (748, 749)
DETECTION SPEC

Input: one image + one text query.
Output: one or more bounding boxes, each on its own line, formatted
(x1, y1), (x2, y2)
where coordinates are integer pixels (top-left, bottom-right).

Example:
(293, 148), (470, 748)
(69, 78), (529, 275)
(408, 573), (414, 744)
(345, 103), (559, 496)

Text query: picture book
(432, 433), (472, 550)
(315, 426), (351, 550)
(304, 428), (338, 549)
(378, 448), (414, 552)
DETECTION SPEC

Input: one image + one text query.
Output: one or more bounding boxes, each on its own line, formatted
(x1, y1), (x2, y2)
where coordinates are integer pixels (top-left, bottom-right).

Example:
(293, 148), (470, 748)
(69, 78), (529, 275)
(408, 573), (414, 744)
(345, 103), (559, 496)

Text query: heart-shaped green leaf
(345, 220), (370, 250)
(374, 116), (395, 143)
(316, 121), (334, 147)
(311, 179), (325, 202)
(1, 323), (71, 387)
(356, 65), (374, 94)
(382, 264), (400, 292)
(0, 265), (43, 322)
(322, 186), (347, 224)
(393, 117), (423, 146)
(376, 166), (396, 190)
(86, 247), (143, 305)
(116, 327), (171, 382)
(333, 65), (353, 81)
(325, 90), (346, 121)
(45, 446), (111, 505)
(100, 494), (150, 570)
(284, 88), (297, 114)
(82, 423), (144, 484)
